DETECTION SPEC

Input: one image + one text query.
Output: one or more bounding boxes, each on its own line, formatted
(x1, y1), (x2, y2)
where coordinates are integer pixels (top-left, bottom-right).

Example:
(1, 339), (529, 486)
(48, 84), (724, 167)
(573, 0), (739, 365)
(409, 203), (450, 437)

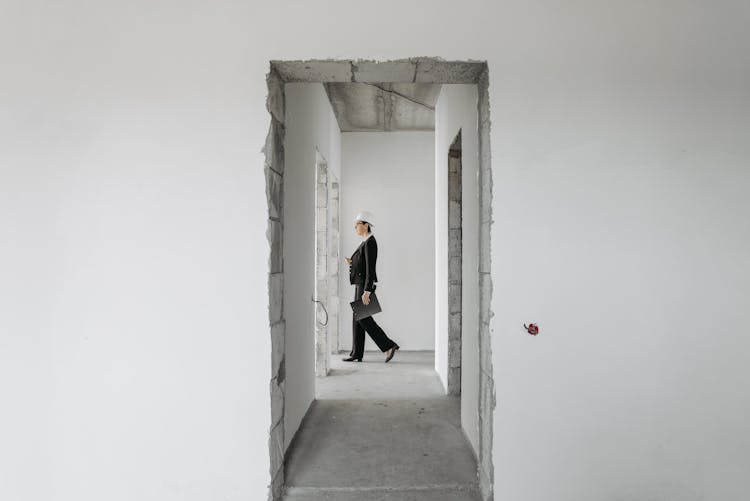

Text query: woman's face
(354, 221), (369, 238)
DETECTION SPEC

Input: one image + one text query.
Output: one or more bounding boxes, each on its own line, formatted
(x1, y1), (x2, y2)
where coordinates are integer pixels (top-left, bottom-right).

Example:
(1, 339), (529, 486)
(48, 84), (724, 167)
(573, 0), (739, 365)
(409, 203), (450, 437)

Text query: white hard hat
(354, 210), (375, 227)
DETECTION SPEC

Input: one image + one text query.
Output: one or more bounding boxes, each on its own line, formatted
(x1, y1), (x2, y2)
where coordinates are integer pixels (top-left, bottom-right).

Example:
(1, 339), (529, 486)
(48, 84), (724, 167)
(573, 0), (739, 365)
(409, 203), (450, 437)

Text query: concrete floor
(283, 352), (480, 501)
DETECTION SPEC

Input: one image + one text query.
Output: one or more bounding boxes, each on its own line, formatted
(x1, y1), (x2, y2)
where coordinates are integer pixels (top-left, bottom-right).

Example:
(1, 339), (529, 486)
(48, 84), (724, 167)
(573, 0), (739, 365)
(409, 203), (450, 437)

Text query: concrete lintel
(271, 58), (487, 84)
(272, 60), (353, 82)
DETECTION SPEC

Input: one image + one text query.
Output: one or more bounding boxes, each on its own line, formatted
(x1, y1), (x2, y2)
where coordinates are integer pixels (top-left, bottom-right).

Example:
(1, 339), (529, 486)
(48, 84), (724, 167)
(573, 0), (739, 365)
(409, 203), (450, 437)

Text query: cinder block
(263, 118), (285, 175)
(479, 168), (493, 224)
(415, 59), (485, 84)
(478, 69), (491, 128)
(448, 367), (461, 395)
(267, 220), (283, 273)
(316, 182), (327, 209)
(273, 60), (353, 82)
(353, 60), (416, 82)
(270, 379), (285, 427)
(449, 312), (462, 339)
(479, 273), (493, 325)
(449, 256), (462, 284)
(479, 375), (495, 469)
(448, 174), (462, 201)
(269, 273), (284, 324)
(479, 464), (493, 501)
(449, 228), (462, 256)
(265, 168), (283, 220)
(449, 334), (462, 368)
(315, 232), (327, 260)
(479, 224), (491, 274)
(448, 155), (461, 175)
(449, 200), (462, 229)
(479, 321), (492, 373)
(479, 132), (492, 180)
(266, 70), (285, 123)
(318, 164), (328, 183)
(268, 420), (285, 481)
(271, 320), (285, 378)
(449, 284), (462, 314)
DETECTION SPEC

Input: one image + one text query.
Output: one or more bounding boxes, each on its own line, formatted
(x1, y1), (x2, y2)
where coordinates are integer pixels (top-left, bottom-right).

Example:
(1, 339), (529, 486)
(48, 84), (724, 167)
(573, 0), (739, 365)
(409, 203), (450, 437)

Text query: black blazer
(349, 235), (378, 292)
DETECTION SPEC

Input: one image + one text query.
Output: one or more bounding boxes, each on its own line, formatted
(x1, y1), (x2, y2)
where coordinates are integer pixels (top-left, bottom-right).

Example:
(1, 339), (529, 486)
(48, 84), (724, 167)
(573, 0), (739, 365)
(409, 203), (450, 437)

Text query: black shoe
(385, 344), (399, 363)
(342, 356), (362, 362)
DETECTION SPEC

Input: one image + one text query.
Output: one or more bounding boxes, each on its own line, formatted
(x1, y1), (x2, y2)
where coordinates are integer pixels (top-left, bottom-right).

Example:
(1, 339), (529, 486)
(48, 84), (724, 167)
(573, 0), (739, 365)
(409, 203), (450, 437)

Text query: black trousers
(350, 283), (397, 358)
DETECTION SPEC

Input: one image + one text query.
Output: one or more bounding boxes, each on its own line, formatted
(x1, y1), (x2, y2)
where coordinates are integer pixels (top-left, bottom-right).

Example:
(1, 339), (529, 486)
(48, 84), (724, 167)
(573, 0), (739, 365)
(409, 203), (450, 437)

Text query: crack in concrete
(367, 83), (435, 111)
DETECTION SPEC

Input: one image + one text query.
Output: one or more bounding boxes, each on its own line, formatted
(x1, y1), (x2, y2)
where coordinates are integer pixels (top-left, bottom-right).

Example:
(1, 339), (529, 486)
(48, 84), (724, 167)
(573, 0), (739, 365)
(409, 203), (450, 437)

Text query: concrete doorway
(264, 59), (495, 501)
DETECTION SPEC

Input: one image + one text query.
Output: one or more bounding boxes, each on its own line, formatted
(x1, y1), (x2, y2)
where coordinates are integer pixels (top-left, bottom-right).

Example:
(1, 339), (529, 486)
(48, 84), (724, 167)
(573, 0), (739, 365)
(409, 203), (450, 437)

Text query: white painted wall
(283, 84), (341, 451)
(2, 1), (749, 500)
(340, 132), (435, 351)
(434, 85), (480, 454)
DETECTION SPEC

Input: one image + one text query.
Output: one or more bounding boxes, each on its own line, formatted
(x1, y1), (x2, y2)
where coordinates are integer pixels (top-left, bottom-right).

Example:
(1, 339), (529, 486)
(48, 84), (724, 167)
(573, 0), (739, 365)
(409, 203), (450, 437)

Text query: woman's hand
(345, 257), (352, 265)
(361, 291), (371, 305)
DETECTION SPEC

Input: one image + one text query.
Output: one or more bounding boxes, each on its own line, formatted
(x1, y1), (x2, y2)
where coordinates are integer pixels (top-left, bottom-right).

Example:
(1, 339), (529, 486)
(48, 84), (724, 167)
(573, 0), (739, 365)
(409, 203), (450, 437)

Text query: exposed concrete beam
(272, 58), (486, 84)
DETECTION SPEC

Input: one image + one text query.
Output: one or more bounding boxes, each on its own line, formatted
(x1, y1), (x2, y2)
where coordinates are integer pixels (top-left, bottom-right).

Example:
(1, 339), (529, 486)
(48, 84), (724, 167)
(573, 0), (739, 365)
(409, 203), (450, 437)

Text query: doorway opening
(263, 59), (495, 501)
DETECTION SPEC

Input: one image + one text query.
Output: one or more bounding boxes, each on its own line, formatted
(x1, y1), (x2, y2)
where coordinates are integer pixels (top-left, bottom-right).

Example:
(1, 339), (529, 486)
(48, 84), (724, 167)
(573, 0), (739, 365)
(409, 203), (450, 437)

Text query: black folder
(350, 293), (382, 321)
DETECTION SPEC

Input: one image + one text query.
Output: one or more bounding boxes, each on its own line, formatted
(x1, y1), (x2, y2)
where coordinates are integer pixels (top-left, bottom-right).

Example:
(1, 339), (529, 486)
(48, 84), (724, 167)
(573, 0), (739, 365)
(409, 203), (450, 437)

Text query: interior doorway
(264, 59), (495, 501)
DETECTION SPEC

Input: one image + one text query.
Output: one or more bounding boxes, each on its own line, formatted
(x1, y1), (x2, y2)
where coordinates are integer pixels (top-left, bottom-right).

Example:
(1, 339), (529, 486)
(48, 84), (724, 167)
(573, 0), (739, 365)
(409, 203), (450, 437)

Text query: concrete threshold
(284, 484), (481, 500)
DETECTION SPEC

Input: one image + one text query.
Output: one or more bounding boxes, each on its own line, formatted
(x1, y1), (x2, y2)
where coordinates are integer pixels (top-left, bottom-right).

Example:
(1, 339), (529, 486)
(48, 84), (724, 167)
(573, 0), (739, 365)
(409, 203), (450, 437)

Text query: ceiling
(324, 83), (442, 132)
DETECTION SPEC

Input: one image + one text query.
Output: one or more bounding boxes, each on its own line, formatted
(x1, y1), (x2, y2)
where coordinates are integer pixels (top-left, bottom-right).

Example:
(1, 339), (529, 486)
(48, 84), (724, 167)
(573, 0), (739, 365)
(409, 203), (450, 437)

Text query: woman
(343, 211), (399, 363)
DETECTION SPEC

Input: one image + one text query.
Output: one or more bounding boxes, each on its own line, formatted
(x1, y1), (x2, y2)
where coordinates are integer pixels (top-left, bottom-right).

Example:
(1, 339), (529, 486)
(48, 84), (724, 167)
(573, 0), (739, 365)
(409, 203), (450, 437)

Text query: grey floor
(283, 352), (481, 501)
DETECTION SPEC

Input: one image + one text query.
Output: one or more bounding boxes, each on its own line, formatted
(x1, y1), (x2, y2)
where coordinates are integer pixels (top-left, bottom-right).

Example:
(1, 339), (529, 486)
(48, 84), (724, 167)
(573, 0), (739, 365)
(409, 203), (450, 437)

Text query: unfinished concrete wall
(265, 67), (286, 500)
(283, 83), (341, 456)
(7, 3), (750, 501)
(340, 131), (436, 351)
(435, 84), (481, 458)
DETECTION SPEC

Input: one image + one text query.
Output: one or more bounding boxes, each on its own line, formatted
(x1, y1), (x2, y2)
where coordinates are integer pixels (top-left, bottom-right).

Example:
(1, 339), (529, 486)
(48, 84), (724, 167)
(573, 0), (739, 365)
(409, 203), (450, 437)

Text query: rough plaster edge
(266, 63), (287, 501)
(476, 64), (495, 501)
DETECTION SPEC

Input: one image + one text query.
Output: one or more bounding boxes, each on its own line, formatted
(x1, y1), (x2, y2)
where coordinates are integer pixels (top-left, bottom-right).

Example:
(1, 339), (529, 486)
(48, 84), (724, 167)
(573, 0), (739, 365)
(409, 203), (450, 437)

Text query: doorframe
(263, 58), (495, 501)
